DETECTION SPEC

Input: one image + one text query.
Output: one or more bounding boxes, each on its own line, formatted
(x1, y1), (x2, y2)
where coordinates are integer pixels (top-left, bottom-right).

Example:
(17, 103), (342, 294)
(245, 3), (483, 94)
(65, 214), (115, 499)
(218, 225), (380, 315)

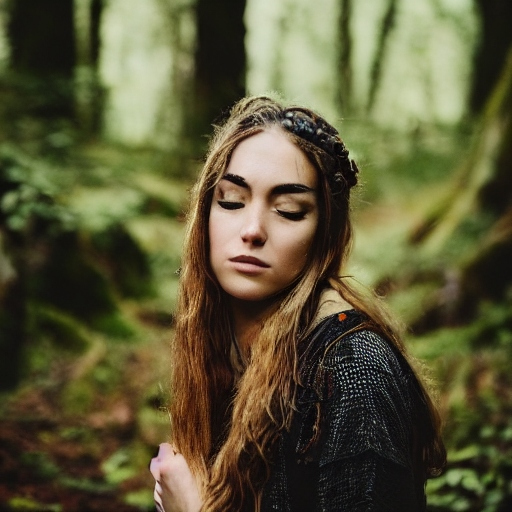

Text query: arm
(318, 451), (420, 511)
(150, 443), (203, 512)
(315, 330), (425, 512)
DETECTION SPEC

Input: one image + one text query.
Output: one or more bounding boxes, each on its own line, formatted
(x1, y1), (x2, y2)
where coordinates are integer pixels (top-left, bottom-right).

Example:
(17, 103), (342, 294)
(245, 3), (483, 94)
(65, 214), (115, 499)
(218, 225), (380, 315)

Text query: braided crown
(280, 109), (359, 197)
(235, 98), (358, 200)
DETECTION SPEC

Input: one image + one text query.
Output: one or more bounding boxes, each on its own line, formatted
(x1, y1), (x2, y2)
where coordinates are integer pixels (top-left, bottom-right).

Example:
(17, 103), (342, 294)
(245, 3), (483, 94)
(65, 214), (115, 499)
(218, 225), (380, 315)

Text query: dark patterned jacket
(260, 310), (428, 511)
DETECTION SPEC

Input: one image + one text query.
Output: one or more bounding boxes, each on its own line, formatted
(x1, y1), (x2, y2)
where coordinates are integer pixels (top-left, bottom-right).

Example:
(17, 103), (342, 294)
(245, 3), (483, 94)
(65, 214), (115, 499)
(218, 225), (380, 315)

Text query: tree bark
(0, 233), (25, 391)
(73, 0), (97, 133)
(470, 0), (512, 113)
(7, 0), (74, 76)
(367, 0), (398, 114)
(409, 45), (512, 327)
(192, 0), (247, 146)
(410, 45), (512, 250)
(337, 0), (353, 115)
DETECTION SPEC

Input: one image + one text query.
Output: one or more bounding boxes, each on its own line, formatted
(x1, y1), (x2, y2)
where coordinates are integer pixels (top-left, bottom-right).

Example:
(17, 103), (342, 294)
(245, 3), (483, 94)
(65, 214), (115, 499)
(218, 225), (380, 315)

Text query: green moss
(20, 451), (60, 480)
(101, 448), (139, 485)
(90, 223), (154, 298)
(8, 497), (62, 512)
(92, 312), (136, 339)
(124, 489), (155, 510)
(60, 378), (95, 415)
(30, 304), (91, 352)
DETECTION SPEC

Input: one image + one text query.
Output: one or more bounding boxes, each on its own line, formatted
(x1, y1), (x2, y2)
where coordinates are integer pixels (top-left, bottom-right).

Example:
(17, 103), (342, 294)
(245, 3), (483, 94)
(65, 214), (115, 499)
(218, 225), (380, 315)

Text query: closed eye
(277, 210), (306, 221)
(218, 200), (244, 210)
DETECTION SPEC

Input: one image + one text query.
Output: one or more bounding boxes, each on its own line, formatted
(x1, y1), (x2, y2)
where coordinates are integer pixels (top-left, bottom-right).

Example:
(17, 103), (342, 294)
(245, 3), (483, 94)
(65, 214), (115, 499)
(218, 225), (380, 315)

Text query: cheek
(284, 224), (317, 268)
(299, 221), (319, 264)
(208, 210), (217, 254)
(208, 214), (220, 261)
(301, 217), (319, 251)
(208, 210), (232, 265)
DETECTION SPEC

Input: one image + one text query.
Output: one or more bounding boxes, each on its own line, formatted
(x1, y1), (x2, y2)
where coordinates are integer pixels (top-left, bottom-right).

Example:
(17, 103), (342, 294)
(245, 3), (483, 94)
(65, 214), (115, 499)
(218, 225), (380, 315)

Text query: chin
(223, 285), (278, 303)
(230, 292), (273, 303)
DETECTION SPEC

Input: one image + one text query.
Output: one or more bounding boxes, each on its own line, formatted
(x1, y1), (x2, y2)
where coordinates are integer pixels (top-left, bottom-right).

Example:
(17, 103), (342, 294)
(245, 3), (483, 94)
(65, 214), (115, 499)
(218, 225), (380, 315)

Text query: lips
(230, 255), (270, 268)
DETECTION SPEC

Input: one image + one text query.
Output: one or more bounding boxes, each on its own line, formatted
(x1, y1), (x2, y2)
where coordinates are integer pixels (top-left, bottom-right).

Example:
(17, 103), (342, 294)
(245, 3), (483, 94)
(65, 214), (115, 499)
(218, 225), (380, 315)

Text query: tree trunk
(470, 0), (512, 113)
(367, 0), (398, 114)
(6, 0), (75, 118)
(0, 220), (26, 391)
(192, 0), (247, 146)
(410, 45), (512, 250)
(73, 0), (98, 133)
(337, 0), (353, 115)
(410, 45), (512, 325)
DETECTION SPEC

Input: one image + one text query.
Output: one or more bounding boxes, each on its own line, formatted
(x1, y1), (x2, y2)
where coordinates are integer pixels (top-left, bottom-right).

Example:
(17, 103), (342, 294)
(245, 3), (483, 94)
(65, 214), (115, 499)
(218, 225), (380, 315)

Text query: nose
(240, 208), (267, 246)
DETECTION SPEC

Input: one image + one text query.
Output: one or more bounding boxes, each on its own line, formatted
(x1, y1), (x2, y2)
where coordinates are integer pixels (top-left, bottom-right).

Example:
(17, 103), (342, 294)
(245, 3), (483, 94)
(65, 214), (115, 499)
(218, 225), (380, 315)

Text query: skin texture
(150, 443), (202, 512)
(150, 128), (320, 511)
(209, 128), (319, 346)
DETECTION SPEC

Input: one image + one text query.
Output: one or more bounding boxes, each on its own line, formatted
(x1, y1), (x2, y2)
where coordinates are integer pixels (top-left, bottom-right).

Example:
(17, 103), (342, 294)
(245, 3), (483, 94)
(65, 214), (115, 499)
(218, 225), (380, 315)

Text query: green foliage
(102, 447), (140, 485)
(124, 489), (155, 510)
(427, 423), (512, 511)
(0, 142), (165, 391)
(20, 451), (60, 480)
(60, 379), (96, 415)
(8, 496), (62, 512)
(411, 295), (512, 511)
(30, 305), (92, 353)
(0, 145), (77, 233)
(91, 312), (137, 339)
(58, 475), (113, 493)
(90, 223), (154, 298)
(30, 231), (118, 320)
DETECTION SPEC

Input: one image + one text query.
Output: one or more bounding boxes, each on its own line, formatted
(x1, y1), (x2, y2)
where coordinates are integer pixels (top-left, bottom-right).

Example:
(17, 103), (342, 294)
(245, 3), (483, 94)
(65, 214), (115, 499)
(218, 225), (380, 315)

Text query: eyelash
(217, 200), (243, 210)
(277, 210), (306, 221)
(217, 200), (306, 221)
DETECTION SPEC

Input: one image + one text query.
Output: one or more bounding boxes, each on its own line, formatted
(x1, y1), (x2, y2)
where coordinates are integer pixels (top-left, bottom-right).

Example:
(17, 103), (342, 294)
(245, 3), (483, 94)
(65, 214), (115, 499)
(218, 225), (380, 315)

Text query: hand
(150, 443), (203, 512)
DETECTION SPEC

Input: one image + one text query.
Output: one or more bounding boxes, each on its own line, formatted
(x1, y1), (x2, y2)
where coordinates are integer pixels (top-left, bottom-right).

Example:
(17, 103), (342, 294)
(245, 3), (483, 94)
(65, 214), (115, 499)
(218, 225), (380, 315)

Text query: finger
(154, 483), (165, 512)
(149, 456), (161, 481)
(158, 442), (178, 457)
(154, 482), (165, 506)
(149, 443), (173, 479)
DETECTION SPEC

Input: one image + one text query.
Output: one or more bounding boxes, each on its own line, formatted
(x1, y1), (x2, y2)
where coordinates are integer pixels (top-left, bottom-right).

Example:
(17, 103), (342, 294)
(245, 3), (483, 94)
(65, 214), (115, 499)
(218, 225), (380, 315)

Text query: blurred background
(0, 0), (511, 510)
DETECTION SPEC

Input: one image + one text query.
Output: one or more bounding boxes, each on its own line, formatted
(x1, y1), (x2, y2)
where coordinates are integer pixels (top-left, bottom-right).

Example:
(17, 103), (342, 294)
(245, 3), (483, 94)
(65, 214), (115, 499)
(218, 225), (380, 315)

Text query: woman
(150, 96), (446, 511)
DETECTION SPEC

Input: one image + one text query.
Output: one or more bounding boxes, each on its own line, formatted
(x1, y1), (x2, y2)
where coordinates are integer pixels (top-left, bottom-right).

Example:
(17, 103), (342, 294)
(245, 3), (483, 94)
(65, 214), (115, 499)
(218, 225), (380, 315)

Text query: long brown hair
(169, 96), (445, 511)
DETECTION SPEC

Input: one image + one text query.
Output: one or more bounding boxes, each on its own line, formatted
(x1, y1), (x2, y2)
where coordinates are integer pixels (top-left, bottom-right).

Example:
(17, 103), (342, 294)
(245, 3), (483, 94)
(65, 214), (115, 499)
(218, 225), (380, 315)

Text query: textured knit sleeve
(315, 330), (425, 512)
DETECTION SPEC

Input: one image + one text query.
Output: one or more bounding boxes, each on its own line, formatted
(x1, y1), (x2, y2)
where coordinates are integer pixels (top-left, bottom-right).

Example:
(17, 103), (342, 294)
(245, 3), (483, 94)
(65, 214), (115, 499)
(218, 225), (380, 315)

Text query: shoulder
(299, 310), (408, 392)
(321, 325), (407, 383)
(316, 312), (412, 396)
(307, 315), (417, 467)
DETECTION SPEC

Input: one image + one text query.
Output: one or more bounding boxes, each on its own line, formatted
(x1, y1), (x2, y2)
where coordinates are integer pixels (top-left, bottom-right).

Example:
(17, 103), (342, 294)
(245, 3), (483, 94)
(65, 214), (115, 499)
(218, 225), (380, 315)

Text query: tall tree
(337, 0), (353, 115)
(7, 0), (75, 117)
(367, 0), (398, 114)
(470, 0), (512, 113)
(192, 0), (247, 147)
(410, 45), (512, 324)
(73, 0), (103, 133)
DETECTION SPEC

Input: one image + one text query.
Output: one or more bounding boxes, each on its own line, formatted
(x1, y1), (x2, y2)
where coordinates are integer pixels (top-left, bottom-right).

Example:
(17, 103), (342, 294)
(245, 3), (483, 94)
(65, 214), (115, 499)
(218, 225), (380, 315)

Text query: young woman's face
(209, 128), (319, 304)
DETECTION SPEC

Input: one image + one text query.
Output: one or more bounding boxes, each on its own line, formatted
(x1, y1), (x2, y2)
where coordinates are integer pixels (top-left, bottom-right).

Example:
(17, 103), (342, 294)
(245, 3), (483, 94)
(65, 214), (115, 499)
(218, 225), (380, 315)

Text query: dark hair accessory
(280, 109), (359, 194)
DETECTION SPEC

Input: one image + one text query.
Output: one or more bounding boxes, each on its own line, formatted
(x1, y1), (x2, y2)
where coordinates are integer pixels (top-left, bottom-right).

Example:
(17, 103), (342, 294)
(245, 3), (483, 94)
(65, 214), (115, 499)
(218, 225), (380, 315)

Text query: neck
(230, 297), (277, 354)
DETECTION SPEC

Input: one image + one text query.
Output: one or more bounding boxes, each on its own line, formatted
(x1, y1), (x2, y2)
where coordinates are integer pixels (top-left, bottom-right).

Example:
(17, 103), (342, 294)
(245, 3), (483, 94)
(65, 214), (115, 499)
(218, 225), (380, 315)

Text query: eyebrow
(222, 173), (248, 188)
(222, 173), (315, 195)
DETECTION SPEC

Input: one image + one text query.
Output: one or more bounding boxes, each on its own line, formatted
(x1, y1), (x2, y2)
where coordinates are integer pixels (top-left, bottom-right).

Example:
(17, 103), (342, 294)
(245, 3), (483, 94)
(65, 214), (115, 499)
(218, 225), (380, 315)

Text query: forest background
(0, 0), (511, 510)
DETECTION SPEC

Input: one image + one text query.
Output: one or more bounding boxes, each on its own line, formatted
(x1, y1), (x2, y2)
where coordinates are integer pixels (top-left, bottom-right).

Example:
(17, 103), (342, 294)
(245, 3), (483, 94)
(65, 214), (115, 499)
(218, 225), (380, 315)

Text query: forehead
(223, 128), (318, 188)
